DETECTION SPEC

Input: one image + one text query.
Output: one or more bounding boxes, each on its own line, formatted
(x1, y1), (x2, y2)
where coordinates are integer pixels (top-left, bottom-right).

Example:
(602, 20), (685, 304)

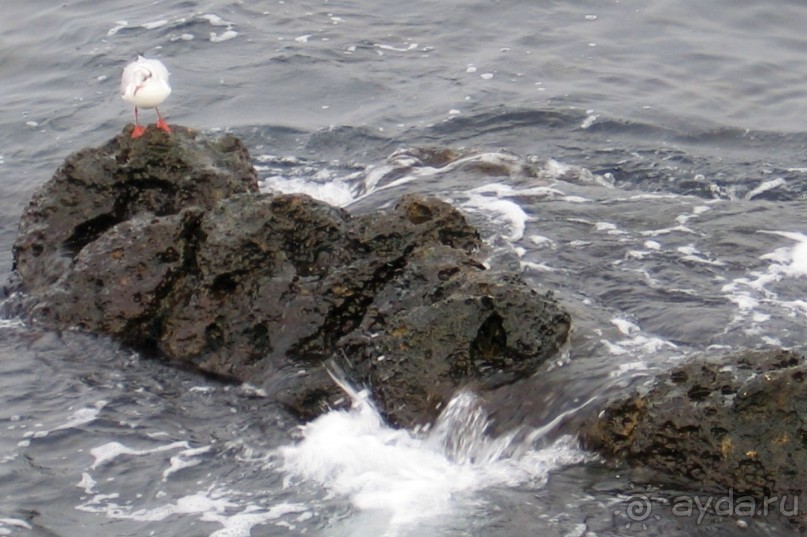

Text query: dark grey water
(1, 1), (806, 535)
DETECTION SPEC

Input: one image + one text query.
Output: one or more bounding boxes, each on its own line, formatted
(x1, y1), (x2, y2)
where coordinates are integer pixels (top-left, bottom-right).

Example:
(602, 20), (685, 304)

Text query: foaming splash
(256, 154), (362, 207)
(459, 182), (566, 243)
(722, 230), (807, 330)
(254, 147), (609, 214)
(277, 380), (587, 536)
(356, 149), (610, 200)
(758, 231), (807, 278)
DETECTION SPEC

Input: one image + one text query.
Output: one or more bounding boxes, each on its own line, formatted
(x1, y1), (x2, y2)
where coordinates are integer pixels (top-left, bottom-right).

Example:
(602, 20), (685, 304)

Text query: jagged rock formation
(580, 348), (807, 526)
(13, 125), (571, 427)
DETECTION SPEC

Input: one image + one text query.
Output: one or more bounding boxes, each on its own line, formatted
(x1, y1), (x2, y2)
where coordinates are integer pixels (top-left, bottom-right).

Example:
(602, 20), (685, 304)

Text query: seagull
(121, 55), (172, 139)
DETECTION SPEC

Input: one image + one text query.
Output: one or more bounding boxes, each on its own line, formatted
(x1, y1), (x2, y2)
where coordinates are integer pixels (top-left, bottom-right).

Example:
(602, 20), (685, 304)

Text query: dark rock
(335, 247), (571, 426)
(580, 348), (807, 523)
(33, 209), (202, 338)
(13, 126), (257, 293)
(13, 125), (571, 428)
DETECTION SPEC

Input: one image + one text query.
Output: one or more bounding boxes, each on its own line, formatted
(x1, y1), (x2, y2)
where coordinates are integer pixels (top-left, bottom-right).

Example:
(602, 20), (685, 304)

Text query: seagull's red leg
(131, 107), (146, 139)
(155, 108), (171, 133)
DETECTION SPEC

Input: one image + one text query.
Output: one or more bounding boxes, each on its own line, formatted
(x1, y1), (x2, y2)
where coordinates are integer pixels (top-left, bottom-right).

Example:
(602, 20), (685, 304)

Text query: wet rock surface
(580, 348), (807, 525)
(13, 125), (258, 294)
(13, 125), (571, 428)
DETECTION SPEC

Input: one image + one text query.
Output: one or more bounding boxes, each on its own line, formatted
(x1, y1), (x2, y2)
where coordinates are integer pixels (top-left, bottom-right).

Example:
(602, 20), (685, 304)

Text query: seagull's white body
(121, 56), (171, 108)
(121, 56), (172, 137)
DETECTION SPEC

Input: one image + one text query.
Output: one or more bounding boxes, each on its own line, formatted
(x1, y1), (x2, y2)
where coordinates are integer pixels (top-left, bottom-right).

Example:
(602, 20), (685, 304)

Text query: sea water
(1, 0), (806, 535)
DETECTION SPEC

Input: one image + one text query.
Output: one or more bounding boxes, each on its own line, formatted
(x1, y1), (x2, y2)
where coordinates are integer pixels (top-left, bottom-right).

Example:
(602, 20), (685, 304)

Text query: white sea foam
(24, 402), (106, 443)
(626, 249), (652, 260)
(90, 440), (190, 469)
(744, 178), (786, 200)
(462, 190), (529, 242)
(278, 385), (587, 536)
(721, 230), (807, 329)
(85, 492), (307, 535)
(259, 173), (357, 207)
(58, 406), (104, 430)
(724, 232), (807, 289)
(78, 437), (308, 536)
(0, 519), (31, 529)
(456, 182), (566, 243)
(676, 243), (725, 266)
(199, 14), (232, 26)
(529, 234), (554, 247)
(602, 314), (681, 376)
(375, 42), (419, 53)
(562, 195), (593, 203)
(580, 114), (598, 129)
(205, 503), (309, 537)
(78, 488), (233, 521)
(255, 155), (364, 207)
(520, 259), (558, 272)
(641, 224), (697, 237)
(107, 21), (128, 36)
(595, 221), (626, 235)
(351, 151), (579, 211)
(210, 30), (238, 43)
(162, 445), (213, 481)
(142, 19), (168, 30)
(758, 231), (807, 277)
(195, 13), (237, 42)
(0, 517), (32, 536)
(612, 318), (640, 337)
(77, 472), (97, 494)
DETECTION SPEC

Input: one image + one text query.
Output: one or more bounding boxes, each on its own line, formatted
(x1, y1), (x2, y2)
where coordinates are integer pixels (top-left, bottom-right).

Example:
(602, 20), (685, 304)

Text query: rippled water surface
(1, 1), (806, 535)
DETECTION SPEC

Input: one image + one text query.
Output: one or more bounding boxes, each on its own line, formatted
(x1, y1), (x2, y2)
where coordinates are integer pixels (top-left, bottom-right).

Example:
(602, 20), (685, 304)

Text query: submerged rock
(13, 125), (571, 428)
(580, 348), (807, 525)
